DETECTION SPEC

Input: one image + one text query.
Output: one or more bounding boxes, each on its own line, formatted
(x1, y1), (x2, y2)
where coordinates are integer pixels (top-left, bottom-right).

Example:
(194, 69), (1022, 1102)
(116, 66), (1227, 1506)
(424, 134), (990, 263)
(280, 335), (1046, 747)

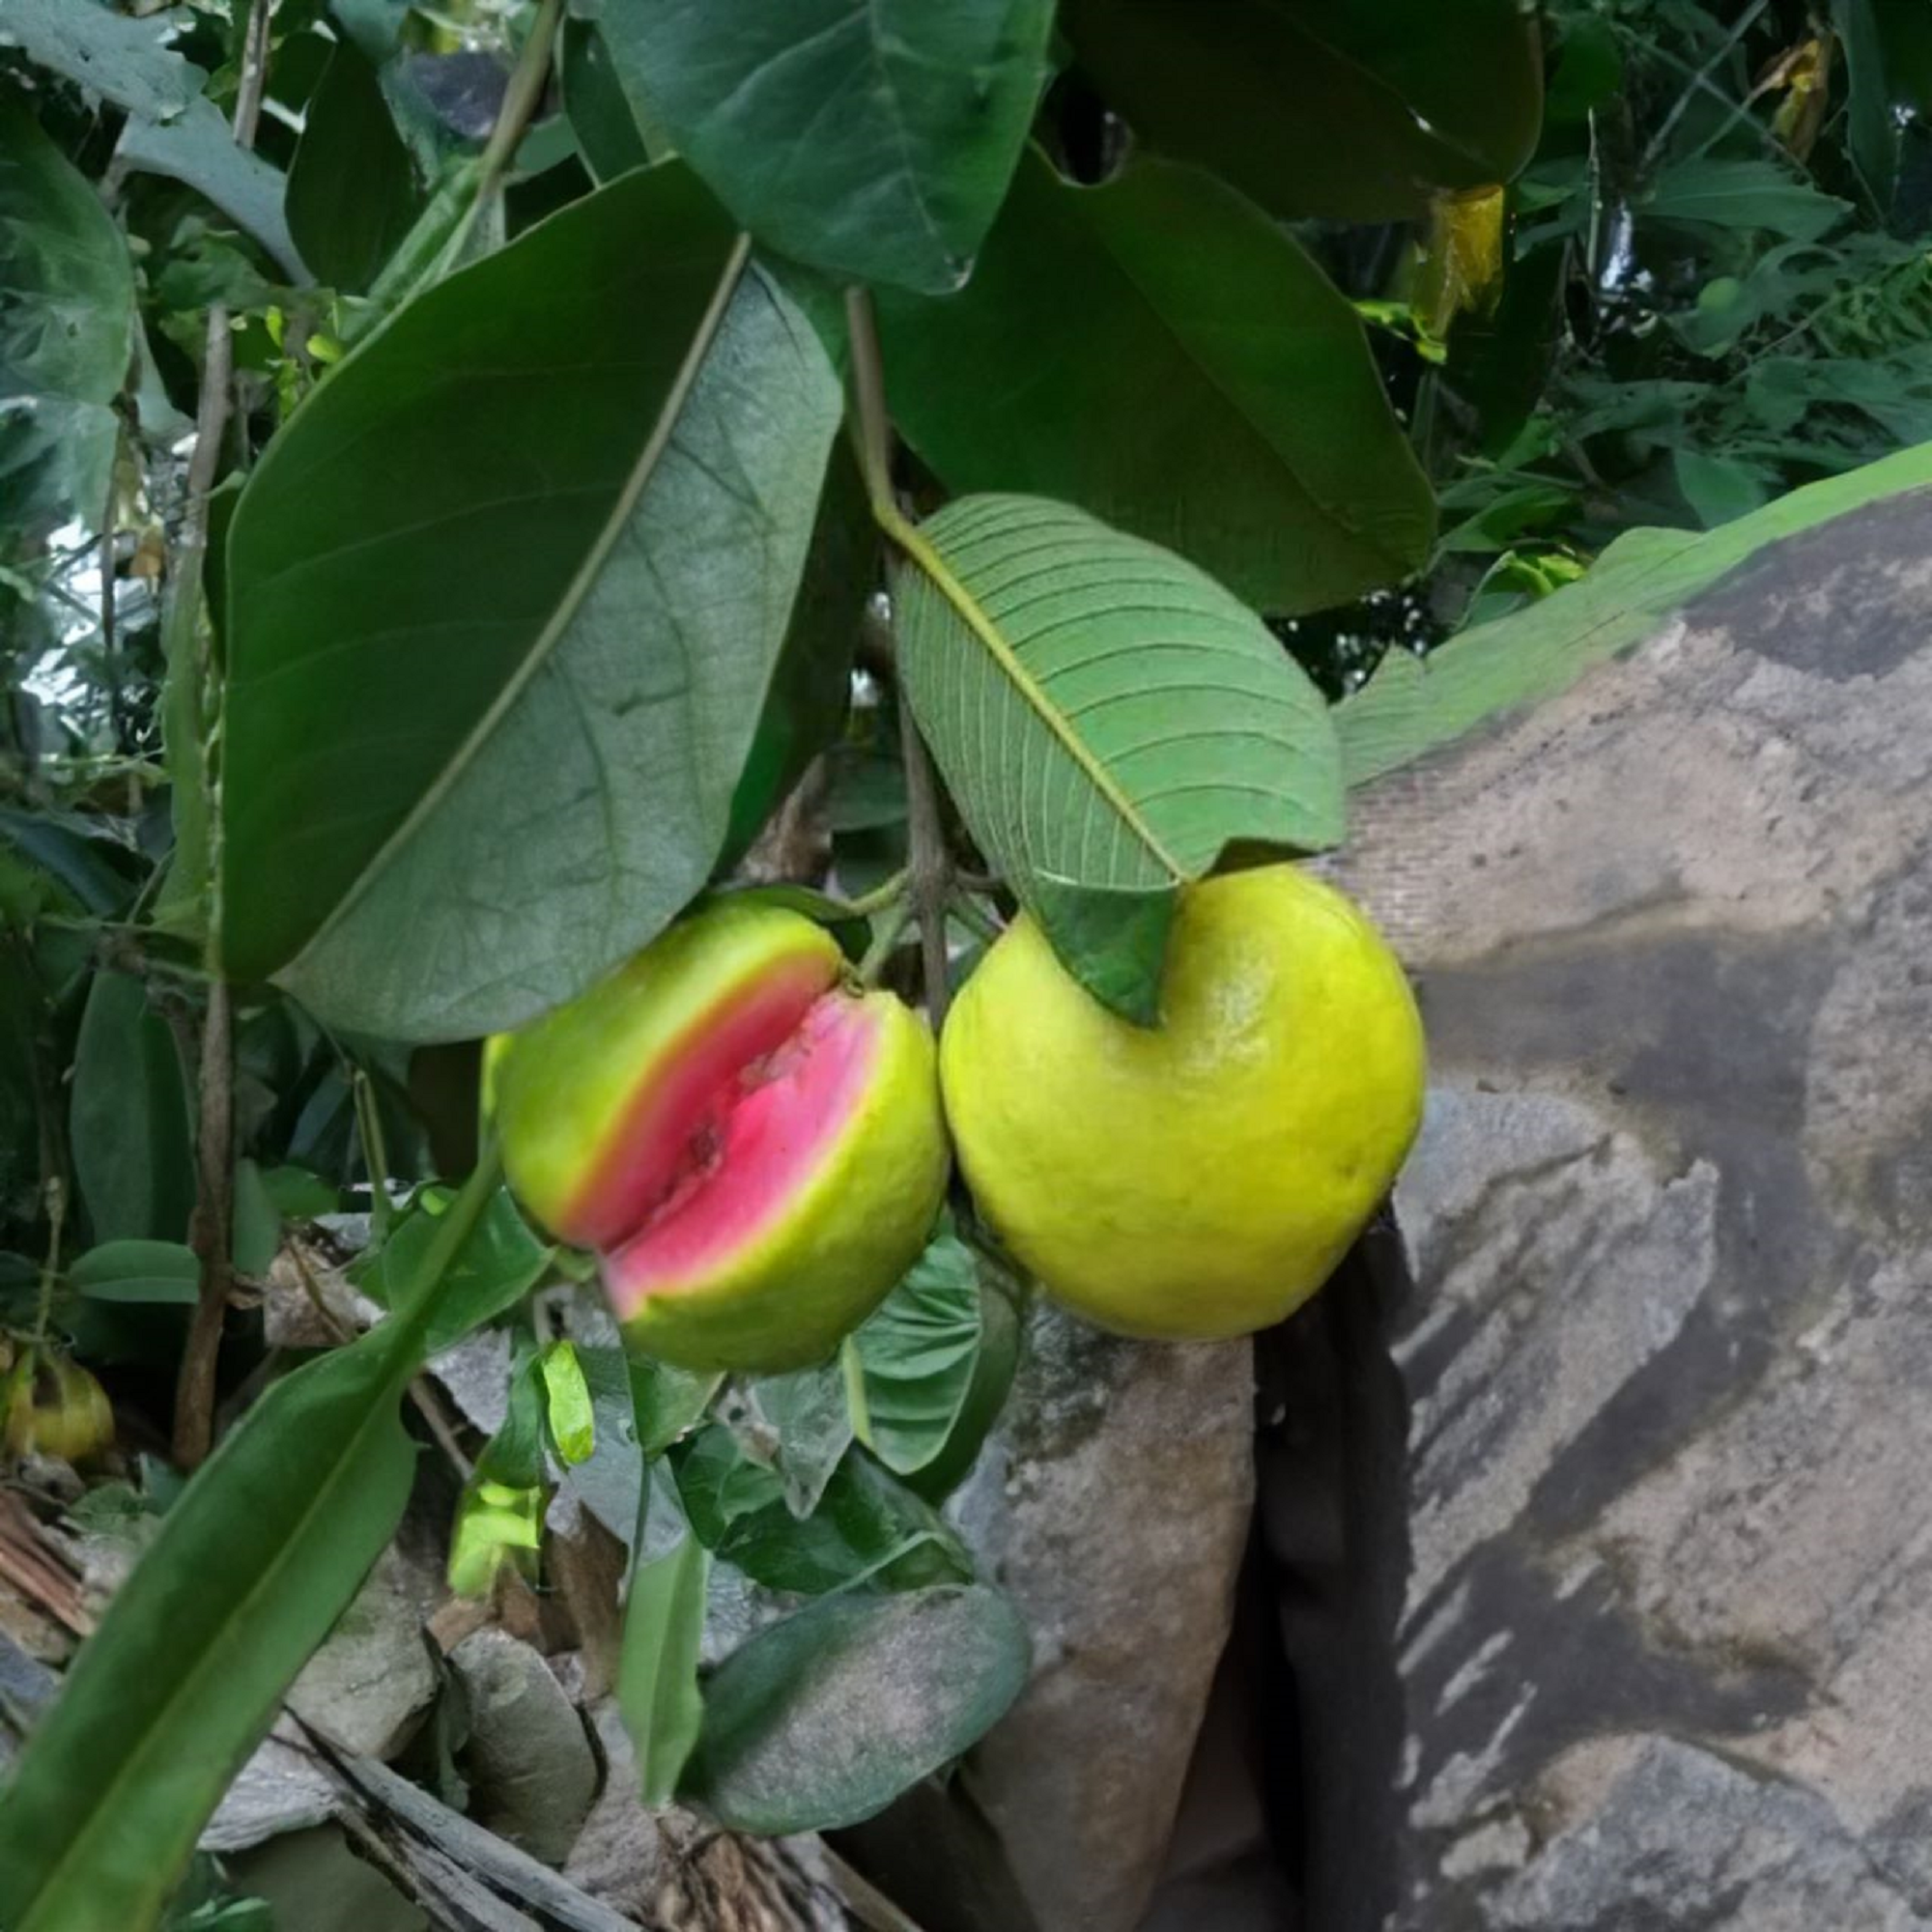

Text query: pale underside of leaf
(263, 250), (843, 1039)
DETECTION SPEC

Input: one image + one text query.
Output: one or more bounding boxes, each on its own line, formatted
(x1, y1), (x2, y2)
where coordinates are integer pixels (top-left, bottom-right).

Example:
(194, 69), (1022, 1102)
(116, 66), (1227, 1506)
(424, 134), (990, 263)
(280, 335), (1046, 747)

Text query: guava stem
(858, 902), (914, 985)
(898, 697), (955, 1029)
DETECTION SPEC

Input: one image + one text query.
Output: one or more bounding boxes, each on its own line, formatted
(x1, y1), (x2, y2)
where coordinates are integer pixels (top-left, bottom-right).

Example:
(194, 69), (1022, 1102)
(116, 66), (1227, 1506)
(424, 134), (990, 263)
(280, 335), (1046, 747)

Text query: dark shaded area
(1256, 1223), (1415, 1932)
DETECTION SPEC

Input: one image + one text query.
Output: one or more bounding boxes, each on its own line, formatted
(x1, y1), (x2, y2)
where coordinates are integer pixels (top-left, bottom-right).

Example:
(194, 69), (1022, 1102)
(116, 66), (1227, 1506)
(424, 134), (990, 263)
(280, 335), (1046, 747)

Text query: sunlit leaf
(894, 495), (1345, 1018)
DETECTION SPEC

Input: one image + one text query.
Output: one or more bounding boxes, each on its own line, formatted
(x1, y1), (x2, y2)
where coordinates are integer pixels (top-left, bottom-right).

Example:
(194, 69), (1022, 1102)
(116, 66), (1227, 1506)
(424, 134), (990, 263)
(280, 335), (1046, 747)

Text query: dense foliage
(0, 0), (1929, 1923)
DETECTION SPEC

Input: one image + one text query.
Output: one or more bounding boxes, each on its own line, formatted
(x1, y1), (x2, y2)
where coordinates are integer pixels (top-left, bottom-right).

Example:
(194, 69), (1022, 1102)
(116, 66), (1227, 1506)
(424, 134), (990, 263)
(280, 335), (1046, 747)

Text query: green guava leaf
(632, 1356), (724, 1459)
(671, 1427), (969, 1596)
(351, 1182), (550, 1354)
(1060, 0), (1543, 221)
(893, 494), (1345, 1021)
(0, 99), (137, 547)
(285, 40), (420, 293)
(559, 17), (661, 182)
(0, 1155), (508, 1930)
(541, 1339), (596, 1466)
(619, 1462), (711, 1806)
(67, 1239), (201, 1305)
(748, 1363), (855, 1519)
(876, 151), (1434, 614)
(681, 1584), (1033, 1833)
(220, 164), (847, 1041)
(69, 972), (196, 1245)
(851, 1235), (1022, 1499)
(230, 1155), (281, 1277)
(595, 0), (1055, 292)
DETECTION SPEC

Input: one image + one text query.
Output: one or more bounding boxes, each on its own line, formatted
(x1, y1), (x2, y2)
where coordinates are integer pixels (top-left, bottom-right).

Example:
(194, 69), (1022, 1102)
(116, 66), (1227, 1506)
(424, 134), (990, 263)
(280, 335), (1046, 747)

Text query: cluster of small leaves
(9, 0), (1932, 1925)
(1403, 0), (1932, 632)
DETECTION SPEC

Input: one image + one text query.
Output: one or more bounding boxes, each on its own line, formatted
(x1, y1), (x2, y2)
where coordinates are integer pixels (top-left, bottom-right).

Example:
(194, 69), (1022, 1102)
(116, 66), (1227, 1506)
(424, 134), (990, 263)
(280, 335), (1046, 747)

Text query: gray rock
(287, 1546), (438, 1761)
(847, 1305), (1255, 1932)
(203, 1719), (340, 1853)
(1309, 492), (1932, 1929)
(566, 1698), (849, 1930)
(448, 1626), (599, 1866)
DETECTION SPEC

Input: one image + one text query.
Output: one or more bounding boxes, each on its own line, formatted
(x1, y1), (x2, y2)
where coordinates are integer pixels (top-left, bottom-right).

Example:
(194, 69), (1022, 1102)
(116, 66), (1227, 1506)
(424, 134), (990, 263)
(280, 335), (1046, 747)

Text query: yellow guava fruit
(940, 865), (1425, 1340)
(493, 900), (950, 1373)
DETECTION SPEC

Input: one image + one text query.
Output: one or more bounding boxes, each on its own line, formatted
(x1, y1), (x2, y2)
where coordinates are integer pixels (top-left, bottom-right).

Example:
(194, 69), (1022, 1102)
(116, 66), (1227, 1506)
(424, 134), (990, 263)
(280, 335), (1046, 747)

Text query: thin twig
(437, 0), (564, 273)
(1637, 0), (1775, 171)
(844, 287), (958, 1026)
(172, 980), (233, 1468)
(408, 1378), (474, 1482)
(898, 698), (953, 1030)
(98, 475), (121, 752)
(169, 0), (272, 1468)
(843, 287), (895, 513)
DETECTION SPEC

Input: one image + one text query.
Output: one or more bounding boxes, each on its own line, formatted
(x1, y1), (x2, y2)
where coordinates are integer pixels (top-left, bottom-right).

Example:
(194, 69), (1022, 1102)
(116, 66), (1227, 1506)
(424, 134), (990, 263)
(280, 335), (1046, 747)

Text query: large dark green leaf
(69, 1239), (201, 1304)
(286, 41), (419, 292)
(672, 1425), (969, 1596)
(719, 440), (870, 867)
(599, 0), (1054, 292)
(560, 18), (659, 182)
(69, 972), (195, 1246)
(0, 1160), (503, 1932)
(1062, 0), (1543, 222)
(681, 1584), (1032, 1833)
(851, 1235), (1020, 1498)
(1640, 158), (1850, 242)
(878, 152), (1432, 614)
(0, 1340), (413, 1930)
(893, 494), (1345, 1019)
(0, 99), (136, 545)
(221, 165), (846, 1041)
(618, 1462), (710, 1806)
(1337, 440), (1932, 788)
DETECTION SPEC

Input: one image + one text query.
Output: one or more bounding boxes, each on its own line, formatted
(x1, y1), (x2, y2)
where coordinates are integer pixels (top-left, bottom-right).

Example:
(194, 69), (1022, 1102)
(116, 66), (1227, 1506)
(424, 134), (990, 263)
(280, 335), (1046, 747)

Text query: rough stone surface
(203, 1719), (339, 1853)
(1312, 491), (1932, 1929)
(565, 1698), (849, 1930)
(846, 1306), (1255, 1932)
(287, 1546), (438, 1761)
(447, 1627), (599, 1866)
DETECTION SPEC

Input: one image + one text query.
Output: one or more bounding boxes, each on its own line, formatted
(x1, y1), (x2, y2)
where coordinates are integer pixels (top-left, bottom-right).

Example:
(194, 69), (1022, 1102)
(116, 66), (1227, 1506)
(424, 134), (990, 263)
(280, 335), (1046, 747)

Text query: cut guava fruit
(495, 900), (950, 1373)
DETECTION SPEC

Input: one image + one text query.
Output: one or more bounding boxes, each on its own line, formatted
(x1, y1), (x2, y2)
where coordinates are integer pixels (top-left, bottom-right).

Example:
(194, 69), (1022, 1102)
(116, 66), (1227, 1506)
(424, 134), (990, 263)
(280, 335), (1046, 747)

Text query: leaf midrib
(272, 232), (755, 981)
(893, 500), (1186, 881)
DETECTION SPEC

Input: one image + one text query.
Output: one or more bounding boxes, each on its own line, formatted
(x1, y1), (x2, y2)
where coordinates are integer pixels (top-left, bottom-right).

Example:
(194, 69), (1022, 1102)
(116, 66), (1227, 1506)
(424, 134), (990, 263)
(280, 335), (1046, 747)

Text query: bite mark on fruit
(603, 990), (882, 1319)
(557, 951), (838, 1249)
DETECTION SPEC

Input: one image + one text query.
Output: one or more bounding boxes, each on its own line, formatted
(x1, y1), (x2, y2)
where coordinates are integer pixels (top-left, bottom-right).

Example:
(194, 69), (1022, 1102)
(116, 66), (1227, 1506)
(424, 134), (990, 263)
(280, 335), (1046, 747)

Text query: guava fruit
(1, 1343), (113, 1463)
(941, 865), (1425, 1341)
(494, 900), (950, 1373)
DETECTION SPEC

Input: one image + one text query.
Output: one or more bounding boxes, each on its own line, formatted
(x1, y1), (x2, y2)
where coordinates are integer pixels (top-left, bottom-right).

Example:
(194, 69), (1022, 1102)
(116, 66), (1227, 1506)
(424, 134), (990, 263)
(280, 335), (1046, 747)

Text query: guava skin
(493, 901), (951, 1374)
(940, 865), (1425, 1341)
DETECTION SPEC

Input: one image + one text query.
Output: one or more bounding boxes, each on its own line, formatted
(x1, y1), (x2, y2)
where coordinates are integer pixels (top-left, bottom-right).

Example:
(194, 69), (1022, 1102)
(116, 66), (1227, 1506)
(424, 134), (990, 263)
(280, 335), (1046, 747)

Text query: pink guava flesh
(558, 952), (838, 1250)
(602, 992), (882, 1319)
